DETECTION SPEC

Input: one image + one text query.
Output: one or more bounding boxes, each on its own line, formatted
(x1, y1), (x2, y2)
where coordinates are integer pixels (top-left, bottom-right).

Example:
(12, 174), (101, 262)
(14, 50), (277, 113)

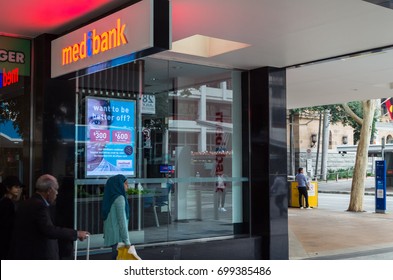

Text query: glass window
(0, 36), (31, 194)
(0, 94), (29, 186)
(73, 58), (247, 253)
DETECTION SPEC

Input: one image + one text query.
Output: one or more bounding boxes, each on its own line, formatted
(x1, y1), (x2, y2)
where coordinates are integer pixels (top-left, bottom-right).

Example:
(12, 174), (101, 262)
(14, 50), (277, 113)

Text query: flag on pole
(386, 98), (393, 119)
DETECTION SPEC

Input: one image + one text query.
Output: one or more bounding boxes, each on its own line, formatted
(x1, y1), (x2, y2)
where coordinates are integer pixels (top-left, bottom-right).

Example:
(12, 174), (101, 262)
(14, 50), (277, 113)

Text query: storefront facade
(0, 0), (288, 259)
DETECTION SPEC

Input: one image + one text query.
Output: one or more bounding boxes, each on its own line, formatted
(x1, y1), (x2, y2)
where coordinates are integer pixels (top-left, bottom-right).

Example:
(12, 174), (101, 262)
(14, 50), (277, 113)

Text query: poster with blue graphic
(85, 97), (136, 177)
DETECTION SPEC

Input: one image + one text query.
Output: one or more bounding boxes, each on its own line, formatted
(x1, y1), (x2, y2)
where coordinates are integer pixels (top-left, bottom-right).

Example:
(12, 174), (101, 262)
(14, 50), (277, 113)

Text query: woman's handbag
(117, 245), (142, 260)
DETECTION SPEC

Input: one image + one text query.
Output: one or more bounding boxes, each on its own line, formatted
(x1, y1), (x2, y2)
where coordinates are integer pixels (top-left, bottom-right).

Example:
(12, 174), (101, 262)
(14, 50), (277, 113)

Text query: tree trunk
(348, 100), (376, 212)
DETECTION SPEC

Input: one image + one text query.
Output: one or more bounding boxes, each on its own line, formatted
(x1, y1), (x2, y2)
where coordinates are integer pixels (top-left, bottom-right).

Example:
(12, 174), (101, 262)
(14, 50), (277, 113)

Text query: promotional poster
(85, 97), (136, 177)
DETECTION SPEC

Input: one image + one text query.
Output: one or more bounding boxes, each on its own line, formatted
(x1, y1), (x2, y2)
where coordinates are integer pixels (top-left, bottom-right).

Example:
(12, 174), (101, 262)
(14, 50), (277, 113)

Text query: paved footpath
(289, 177), (393, 260)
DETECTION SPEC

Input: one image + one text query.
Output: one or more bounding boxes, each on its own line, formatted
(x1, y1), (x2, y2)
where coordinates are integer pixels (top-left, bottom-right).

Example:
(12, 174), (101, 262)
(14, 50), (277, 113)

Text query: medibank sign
(51, 0), (170, 78)
(62, 18), (127, 66)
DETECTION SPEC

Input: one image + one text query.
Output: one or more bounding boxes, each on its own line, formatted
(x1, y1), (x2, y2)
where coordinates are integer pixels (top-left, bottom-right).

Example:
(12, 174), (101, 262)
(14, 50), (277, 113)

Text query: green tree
(343, 100), (377, 211)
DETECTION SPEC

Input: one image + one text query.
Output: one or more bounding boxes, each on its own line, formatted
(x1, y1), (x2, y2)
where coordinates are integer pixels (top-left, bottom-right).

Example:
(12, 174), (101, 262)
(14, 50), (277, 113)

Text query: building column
(242, 67), (288, 260)
(199, 85), (207, 151)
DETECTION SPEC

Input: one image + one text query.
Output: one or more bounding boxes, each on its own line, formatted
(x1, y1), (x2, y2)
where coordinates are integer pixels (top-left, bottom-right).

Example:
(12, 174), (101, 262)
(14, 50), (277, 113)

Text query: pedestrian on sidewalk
(295, 168), (311, 209)
(102, 174), (131, 260)
(9, 174), (89, 259)
(0, 176), (22, 259)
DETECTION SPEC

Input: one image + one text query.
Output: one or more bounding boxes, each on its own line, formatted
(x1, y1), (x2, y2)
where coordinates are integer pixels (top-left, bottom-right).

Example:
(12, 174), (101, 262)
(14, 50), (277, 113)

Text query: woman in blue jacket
(102, 174), (131, 259)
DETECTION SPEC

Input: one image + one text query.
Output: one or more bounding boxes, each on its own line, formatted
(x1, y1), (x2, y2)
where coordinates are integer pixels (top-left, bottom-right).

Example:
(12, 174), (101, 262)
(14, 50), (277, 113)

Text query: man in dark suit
(9, 174), (89, 260)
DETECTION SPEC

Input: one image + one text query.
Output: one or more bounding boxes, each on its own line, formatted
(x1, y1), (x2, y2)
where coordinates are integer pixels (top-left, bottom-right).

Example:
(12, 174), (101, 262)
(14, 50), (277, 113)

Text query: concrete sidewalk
(289, 177), (393, 260)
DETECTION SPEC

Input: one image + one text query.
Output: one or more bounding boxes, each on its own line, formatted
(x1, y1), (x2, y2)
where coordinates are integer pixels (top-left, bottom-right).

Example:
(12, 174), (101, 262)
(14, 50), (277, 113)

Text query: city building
(2, 0), (393, 260)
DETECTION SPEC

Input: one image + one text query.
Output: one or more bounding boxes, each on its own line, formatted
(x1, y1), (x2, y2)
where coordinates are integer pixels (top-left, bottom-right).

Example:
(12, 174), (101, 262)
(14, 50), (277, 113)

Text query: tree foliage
(0, 94), (30, 140)
(290, 101), (378, 143)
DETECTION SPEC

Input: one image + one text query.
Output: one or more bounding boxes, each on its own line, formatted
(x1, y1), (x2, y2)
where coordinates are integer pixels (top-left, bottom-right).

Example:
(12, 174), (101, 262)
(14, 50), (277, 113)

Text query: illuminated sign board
(62, 18), (127, 66)
(0, 36), (31, 98)
(85, 97), (136, 177)
(1, 67), (19, 88)
(51, 0), (170, 78)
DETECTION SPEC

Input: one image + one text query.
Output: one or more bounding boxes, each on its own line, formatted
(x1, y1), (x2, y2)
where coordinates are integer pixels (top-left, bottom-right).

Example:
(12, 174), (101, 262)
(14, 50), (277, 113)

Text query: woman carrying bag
(102, 174), (134, 259)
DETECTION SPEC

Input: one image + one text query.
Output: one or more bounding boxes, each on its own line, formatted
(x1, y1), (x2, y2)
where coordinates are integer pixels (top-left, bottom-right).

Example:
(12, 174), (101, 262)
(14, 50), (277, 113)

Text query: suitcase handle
(74, 233), (90, 260)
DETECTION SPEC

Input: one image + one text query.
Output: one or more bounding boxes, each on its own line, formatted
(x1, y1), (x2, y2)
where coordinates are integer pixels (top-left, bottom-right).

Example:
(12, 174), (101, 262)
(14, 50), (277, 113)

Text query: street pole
(321, 110), (330, 181)
(314, 113), (322, 180)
